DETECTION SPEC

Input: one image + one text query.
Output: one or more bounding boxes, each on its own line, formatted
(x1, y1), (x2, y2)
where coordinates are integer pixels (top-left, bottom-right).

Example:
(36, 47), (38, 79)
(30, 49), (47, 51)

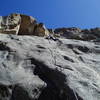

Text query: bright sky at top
(0, 0), (100, 29)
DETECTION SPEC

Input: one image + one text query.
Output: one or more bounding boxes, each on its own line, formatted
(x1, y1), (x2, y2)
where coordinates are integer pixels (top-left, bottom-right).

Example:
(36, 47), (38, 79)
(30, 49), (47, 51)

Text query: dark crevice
(73, 49), (80, 54)
(67, 44), (90, 53)
(30, 57), (83, 100)
(0, 41), (11, 51)
(36, 45), (46, 49)
(78, 56), (85, 62)
(67, 44), (74, 49)
(63, 55), (74, 62)
(77, 46), (90, 53)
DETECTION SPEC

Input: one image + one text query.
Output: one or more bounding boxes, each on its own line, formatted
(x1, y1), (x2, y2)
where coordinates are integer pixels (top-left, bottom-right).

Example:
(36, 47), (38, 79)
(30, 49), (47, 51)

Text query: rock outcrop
(0, 33), (100, 100)
(0, 13), (49, 36)
(50, 27), (100, 41)
(0, 13), (100, 41)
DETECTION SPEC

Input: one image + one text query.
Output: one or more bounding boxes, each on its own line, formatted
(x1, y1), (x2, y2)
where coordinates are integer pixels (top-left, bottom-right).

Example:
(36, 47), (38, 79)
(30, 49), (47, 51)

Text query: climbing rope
(46, 35), (63, 71)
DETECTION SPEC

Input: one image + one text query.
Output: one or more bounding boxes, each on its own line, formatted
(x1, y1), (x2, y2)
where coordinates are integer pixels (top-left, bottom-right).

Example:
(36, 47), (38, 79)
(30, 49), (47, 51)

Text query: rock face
(0, 33), (100, 100)
(0, 13), (49, 36)
(53, 27), (100, 41)
(0, 13), (21, 34)
(0, 13), (100, 41)
(0, 13), (100, 100)
(18, 14), (37, 35)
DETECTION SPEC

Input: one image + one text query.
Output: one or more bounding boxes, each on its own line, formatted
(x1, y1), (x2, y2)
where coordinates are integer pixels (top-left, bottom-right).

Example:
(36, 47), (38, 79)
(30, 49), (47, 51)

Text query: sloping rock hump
(0, 34), (100, 100)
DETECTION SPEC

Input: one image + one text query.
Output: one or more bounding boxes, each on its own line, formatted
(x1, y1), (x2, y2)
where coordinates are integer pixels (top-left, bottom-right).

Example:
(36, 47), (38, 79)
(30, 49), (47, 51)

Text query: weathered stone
(34, 23), (49, 36)
(53, 27), (100, 41)
(0, 13), (49, 36)
(0, 13), (21, 34)
(0, 34), (100, 100)
(18, 14), (37, 35)
(0, 13), (100, 100)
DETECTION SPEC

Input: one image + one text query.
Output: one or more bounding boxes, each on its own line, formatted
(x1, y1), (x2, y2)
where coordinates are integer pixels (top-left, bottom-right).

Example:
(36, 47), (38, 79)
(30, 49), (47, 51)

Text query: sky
(0, 0), (100, 29)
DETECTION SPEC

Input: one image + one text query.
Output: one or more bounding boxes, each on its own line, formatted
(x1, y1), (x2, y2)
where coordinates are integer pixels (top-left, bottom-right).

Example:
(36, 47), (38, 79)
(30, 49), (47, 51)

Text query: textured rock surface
(0, 13), (100, 41)
(0, 13), (49, 36)
(52, 27), (100, 41)
(0, 33), (100, 100)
